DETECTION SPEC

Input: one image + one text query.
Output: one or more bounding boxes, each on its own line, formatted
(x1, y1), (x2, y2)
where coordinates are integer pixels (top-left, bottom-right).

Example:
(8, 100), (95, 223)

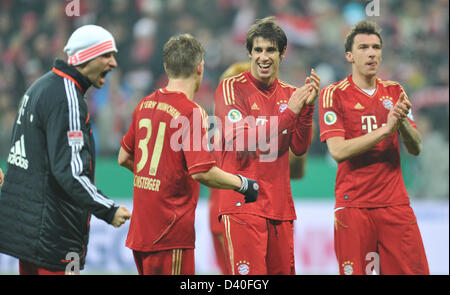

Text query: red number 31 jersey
(121, 89), (215, 252)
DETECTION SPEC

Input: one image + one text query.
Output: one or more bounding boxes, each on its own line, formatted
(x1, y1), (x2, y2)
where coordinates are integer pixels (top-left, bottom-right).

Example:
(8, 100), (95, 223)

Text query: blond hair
(163, 34), (204, 78)
(220, 61), (251, 81)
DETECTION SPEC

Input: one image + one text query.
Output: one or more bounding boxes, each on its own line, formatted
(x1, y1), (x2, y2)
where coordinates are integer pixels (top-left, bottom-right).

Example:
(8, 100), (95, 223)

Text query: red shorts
(19, 260), (66, 275)
(334, 205), (429, 275)
(132, 249), (195, 275)
(221, 213), (295, 275)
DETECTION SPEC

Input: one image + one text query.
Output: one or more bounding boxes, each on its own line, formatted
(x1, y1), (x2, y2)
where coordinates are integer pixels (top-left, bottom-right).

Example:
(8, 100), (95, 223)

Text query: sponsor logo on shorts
(236, 260), (250, 275)
(342, 261), (354, 275)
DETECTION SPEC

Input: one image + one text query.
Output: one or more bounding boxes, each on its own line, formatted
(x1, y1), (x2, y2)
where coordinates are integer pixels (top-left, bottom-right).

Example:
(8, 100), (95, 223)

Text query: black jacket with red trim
(0, 59), (118, 271)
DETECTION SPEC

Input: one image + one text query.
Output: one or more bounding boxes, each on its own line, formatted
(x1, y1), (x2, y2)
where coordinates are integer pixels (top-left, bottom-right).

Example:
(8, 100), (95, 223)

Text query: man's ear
(345, 51), (354, 63)
(280, 48), (287, 60)
(196, 60), (204, 75)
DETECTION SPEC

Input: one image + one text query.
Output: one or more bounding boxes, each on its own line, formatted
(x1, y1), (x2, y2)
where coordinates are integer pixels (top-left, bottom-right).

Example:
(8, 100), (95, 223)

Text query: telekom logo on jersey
(361, 115), (386, 133)
(168, 109), (279, 162)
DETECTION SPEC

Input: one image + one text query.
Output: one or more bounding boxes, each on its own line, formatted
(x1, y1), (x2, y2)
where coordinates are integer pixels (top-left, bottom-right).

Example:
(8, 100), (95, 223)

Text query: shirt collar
(53, 59), (92, 93)
(246, 71), (278, 94)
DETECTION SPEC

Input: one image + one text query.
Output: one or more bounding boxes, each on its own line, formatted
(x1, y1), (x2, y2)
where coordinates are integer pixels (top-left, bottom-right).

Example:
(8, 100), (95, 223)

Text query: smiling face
(78, 52), (118, 88)
(346, 33), (382, 80)
(249, 36), (285, 85)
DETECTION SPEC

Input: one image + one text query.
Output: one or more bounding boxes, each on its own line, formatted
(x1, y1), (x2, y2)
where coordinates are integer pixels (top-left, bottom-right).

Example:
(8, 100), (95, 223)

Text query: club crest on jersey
(277, 100), (288, 113)
(236, 260), (250, 275)
(228, 109), (242, 123)
(67, 131), (84, 146)
(380, 96), (394, 110)
(342, 261), (354, 275)
(324, 111), (337, 125)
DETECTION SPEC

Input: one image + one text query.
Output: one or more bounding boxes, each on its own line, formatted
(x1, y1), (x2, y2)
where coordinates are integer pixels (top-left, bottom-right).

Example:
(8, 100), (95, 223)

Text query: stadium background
(0, 0), (448, 274)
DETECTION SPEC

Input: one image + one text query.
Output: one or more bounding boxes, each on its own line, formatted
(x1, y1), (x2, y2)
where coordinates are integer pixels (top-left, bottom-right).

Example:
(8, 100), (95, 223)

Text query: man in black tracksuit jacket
(0, 25), (130, 274)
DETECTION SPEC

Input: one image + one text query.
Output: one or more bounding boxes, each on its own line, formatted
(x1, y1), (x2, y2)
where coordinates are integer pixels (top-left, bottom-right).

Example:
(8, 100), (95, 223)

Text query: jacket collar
(52, 59), (92, 94)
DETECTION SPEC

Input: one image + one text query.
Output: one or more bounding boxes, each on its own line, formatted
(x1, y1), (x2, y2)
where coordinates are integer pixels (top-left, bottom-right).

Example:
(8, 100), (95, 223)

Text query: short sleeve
(319, 85), (346, 142)
(183, 107), (215, 175)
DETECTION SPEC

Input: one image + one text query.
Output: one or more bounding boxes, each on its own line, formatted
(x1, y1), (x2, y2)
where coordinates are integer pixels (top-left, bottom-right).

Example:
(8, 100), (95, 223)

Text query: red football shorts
(334, 205), (429, 275)
(19, 260), (66, 275)
(221, 213), (295, 275)
(132, 249), (194, 275)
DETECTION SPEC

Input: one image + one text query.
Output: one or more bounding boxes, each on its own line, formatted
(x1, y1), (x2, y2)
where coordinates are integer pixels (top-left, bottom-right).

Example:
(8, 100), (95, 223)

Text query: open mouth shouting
(99, 69), (110, 85)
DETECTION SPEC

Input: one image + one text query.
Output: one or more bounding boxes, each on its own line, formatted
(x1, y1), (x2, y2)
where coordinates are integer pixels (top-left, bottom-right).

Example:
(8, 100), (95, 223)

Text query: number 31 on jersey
(136, 119), (166, 176)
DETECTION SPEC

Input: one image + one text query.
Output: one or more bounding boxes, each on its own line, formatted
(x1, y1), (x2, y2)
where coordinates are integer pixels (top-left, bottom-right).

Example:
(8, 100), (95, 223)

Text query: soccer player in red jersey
(209, 62), (253, 275)
(213, 17), (320, 275)
(118, 34), (259, 275)
(318, 21), (429, 275)
(210, 61), (311, 274)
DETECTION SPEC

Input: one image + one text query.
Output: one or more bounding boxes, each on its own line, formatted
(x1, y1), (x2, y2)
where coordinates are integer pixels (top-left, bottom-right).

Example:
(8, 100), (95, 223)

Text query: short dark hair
(344, 20), (382, 52)
(163, 34), (204, 78)
(245, 16), (287, 55)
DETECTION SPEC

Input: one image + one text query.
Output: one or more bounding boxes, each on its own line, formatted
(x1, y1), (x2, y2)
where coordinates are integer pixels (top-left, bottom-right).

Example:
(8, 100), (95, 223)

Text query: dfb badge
(324, 111), (337, 125)
(228, 109), (242, 123)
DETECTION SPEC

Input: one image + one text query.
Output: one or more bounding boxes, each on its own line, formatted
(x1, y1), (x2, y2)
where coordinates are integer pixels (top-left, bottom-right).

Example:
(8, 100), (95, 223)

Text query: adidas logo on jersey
(354, 103), (365, 109)
(7, 134), (29, 170)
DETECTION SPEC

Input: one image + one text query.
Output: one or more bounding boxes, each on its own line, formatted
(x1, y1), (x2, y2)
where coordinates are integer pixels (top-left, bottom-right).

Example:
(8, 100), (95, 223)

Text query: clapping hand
(386, 92), (411, 133)
(304, 68), (320, 106)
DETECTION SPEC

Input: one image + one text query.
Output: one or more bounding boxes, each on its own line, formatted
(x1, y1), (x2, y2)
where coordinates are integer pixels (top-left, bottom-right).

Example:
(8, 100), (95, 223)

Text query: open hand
(386, 92), (411, 133)
(304, 68), (320, 106)
(287, 69), (320, 114)
(287, 84), (313, 114)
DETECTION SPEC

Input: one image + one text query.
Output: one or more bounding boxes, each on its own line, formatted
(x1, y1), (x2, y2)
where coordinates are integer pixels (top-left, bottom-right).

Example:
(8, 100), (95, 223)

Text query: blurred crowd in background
(0, 0), (448, 198)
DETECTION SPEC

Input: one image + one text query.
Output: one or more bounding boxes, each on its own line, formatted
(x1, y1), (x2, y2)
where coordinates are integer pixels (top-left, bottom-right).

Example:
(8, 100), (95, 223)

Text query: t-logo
(361, 116), (377, 133)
